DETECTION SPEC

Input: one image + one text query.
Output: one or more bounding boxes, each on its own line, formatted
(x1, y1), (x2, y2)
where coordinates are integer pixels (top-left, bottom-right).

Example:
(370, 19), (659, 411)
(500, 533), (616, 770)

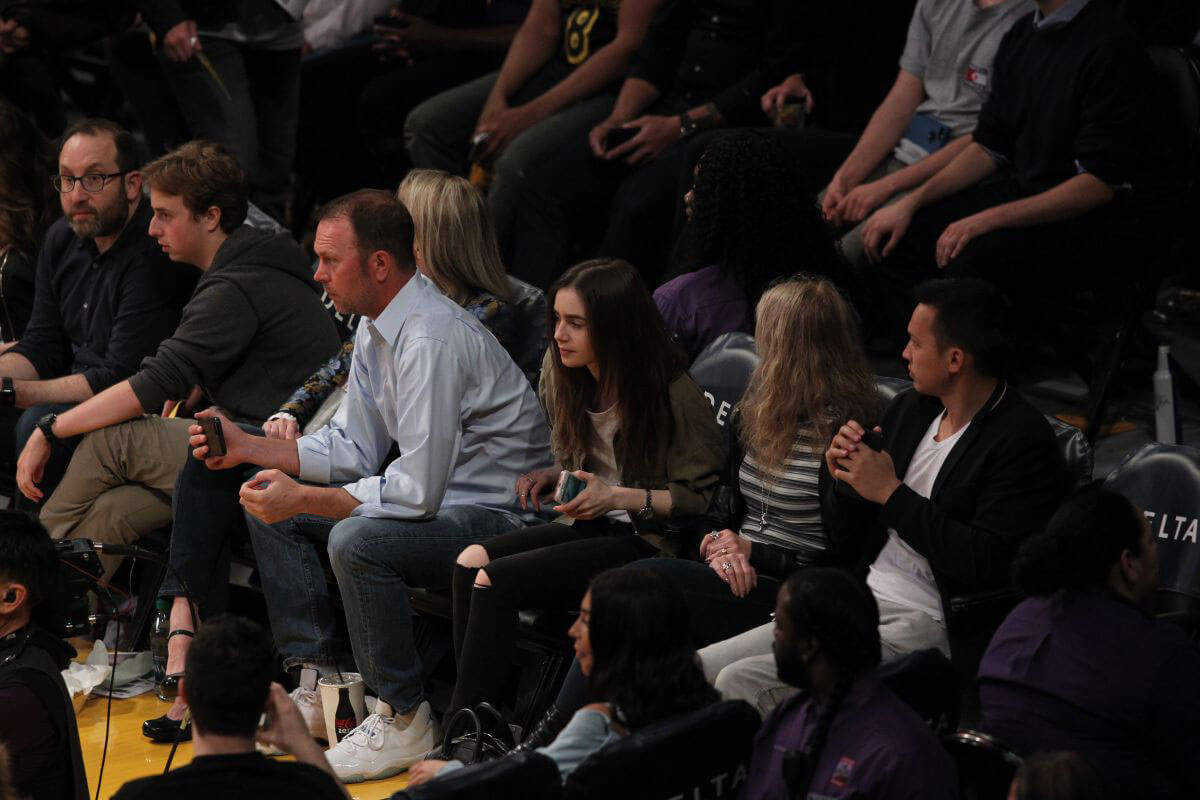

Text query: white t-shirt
(867, 412), (970, 622)
(586, 404), (631, 523)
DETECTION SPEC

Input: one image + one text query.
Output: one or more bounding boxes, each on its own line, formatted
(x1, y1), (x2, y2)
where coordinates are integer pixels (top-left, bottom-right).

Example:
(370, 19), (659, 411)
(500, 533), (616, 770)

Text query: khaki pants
(41, 416), (192, 579)
(699, 596), (950, 717)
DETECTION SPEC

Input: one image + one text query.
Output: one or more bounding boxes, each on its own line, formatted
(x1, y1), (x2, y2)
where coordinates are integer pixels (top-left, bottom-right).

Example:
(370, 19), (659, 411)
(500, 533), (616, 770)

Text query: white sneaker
(290, 683), (327, 741)
(325, 701), (439, 783)
(260, 669), (325, 756)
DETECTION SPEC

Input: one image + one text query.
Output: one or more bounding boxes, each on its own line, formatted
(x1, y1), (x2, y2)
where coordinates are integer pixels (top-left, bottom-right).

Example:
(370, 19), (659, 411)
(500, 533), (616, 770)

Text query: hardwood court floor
(75, 657), (410, 799)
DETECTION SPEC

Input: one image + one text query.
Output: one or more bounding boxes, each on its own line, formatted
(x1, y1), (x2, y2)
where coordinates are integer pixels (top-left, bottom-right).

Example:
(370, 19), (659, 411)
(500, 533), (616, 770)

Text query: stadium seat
(876, 648), (959, 735)
(1104, 443), (1200, 624)
(390, 751), (560, 800)
(562, 700), (760, 800)
(943, 729), (1023, 800)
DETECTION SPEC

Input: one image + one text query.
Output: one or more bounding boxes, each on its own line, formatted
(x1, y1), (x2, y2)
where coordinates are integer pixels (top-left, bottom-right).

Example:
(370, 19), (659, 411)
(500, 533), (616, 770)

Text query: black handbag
(435, 702), (516, 765)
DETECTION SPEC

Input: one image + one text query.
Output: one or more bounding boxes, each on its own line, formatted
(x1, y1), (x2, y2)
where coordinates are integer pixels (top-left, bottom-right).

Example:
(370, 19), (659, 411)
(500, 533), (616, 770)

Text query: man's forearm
(299, 486), (361, 521)
(48, 380), (143, 438)
(836, 71), (925, 187)
(14, 374), (93, 408)
(907, 142), (999, 211)
(0, 350), (39, 379)
(977, 173), (1114, 231)
(522, 36), (640, 120)
(883, 135), (972, 194)
(490, 23), (559, 102)
(239, 435), (302, 476)
(609, 77), (659, 122)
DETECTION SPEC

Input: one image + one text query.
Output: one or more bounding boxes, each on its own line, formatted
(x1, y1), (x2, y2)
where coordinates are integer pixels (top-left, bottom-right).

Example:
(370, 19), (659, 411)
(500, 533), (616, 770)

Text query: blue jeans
(247, 505), (524, 713)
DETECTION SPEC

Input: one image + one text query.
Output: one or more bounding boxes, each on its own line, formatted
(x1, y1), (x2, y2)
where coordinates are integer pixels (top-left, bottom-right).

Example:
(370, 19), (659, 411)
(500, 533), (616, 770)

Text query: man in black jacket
(824, 278), (1066, 665)
(0, 118), (193, 499)
(0, 511), (87, 800)
(19, 141), (340, 578)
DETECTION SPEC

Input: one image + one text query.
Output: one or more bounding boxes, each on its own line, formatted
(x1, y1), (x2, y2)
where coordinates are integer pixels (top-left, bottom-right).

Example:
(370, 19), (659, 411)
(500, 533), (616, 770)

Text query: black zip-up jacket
(821, 382), (1069, 637)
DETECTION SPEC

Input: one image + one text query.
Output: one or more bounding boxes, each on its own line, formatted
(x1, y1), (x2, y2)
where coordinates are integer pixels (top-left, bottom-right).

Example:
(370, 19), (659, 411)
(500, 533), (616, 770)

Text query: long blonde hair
(739, 276), (883, 472)
(396, 169), (512, 305)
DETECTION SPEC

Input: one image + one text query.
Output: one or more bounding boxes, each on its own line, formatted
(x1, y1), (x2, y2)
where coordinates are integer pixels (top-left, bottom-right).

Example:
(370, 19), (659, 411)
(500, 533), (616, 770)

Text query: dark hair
(1013, 487), (1145, 596)
(586, 567), (717, 729)
(320, 189), (416, 271)
(782, 568), (881, 792)
(912, 278), (1011, 377)
(184, 615), (275, 737)
(142, 140), (248, 233)
(59, 117), (140, 174)
(670, 131), (842, 306)
(546, 259), (686, 479)
(0, 511), (59, 610)
(1015, 752), (1110, 800)
(0, 101), (54, 256)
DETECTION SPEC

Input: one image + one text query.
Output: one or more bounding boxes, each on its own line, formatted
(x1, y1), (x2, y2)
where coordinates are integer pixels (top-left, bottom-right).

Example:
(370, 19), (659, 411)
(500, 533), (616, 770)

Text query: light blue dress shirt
(296, 272), (553, 519)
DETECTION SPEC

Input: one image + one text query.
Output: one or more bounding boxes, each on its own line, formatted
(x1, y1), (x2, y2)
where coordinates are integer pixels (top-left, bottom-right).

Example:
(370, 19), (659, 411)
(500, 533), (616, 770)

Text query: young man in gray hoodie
(20, 140), (340, 578)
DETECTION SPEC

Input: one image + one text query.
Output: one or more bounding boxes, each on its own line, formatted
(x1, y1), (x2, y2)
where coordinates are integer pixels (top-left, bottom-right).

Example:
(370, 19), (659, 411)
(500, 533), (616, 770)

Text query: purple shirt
(743, 674), (957, 800)
(653, 265), (749, 362)
(978, 589), (1200, 800)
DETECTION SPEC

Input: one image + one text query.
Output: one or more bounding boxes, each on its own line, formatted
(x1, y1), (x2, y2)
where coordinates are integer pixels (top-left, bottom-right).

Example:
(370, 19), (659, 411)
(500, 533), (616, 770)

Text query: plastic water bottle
(1153, 344), (1178, 445)
(150, 598), (173, 700)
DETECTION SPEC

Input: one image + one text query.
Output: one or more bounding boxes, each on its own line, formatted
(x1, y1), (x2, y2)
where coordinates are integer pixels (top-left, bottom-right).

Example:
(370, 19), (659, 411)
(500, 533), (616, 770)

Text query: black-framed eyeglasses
(51, 171), (129, 193)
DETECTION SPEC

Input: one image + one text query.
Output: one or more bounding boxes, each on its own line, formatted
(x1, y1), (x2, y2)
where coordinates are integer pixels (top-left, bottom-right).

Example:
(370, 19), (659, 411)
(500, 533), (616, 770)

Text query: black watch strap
(0, 377), (13, 408)
(637, 488), (654, 520)
(36, 412), (60, 445)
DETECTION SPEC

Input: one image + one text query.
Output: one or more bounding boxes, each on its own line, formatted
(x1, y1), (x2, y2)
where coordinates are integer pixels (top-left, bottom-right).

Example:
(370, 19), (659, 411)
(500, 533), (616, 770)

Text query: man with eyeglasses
(0, 118), (192, 503)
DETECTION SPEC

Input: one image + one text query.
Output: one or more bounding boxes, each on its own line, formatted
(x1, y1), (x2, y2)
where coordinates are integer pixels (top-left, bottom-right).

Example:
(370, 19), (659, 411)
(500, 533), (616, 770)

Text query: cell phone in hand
(861, 429), (884, 452)
(604, 127), (636, 153)
(198, 417), (227, 457)
(468, 131), (491, 163)
(554, 471), (587, 504)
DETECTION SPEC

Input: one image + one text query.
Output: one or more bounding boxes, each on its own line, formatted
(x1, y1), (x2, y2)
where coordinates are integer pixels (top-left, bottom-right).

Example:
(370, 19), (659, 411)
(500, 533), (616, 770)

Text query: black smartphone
(861, 429), (884, 452)
(198, 417), (227, 457)
(604, 127), (637, 153)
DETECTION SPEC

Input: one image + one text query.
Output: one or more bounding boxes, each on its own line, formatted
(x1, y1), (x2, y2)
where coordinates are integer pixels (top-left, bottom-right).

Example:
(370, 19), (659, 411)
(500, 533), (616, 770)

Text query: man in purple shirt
(743, 568), (955, 800)
(978, 487), (1200, 800)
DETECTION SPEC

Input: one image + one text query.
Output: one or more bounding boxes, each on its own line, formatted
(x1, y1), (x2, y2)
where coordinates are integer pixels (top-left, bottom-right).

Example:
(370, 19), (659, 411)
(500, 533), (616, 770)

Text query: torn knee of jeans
(456, 544), (490, 570)
(474, 569), (493, 589)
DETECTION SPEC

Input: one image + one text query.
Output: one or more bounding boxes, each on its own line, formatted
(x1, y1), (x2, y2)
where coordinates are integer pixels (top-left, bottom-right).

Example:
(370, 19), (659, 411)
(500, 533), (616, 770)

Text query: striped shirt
(739, 430), (827, 564)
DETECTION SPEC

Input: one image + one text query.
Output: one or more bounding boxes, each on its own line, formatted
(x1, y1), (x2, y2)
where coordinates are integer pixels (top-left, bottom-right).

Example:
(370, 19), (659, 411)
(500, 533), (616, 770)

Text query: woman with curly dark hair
(408, 566), (718, 785)
(0, 100), (54, 341)
(654, 131), (842, 361)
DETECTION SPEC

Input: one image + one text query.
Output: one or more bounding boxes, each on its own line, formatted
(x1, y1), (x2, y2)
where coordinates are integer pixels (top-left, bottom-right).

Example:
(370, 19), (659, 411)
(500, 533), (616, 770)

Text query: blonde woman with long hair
(263, 170), (543, 439)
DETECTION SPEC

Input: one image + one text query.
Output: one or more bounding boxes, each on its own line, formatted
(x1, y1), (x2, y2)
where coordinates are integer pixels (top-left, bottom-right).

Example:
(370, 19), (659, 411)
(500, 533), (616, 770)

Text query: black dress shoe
(143, 713), (191, 743)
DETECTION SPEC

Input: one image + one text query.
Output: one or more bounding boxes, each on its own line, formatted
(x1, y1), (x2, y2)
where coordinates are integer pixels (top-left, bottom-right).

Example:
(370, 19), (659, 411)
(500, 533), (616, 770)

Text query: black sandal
(143, 630), (195, 742)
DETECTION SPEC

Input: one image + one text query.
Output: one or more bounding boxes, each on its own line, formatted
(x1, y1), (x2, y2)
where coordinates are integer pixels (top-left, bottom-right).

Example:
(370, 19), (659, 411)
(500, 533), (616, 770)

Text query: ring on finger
(708, 530), (720, 541)
(722, 561), (732, 572)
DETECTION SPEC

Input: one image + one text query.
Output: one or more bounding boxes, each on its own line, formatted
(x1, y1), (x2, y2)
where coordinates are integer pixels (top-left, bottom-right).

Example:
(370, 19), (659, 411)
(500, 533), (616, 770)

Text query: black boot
(513, 704), (568, 753)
